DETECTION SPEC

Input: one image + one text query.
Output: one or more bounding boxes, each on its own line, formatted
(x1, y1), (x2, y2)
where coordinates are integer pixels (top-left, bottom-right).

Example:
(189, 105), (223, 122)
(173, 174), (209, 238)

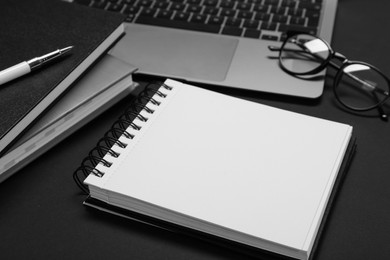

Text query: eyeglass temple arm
(268, 45), (334, 63)
(372, 92), (388, 121)
(269, 46), (345, 68)
(347, 74), (389, 120)
(268, 46), (282, 52)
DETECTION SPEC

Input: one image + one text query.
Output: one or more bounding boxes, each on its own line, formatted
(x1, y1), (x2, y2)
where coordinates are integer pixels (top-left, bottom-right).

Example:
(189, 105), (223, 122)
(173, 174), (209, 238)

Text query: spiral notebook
(74, 79), (354, 260)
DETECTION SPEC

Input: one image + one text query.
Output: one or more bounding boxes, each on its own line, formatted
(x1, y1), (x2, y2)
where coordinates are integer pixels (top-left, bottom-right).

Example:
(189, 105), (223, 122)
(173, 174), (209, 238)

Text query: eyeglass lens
(334, 64), (390, 110)
(280, 34), (331, 74)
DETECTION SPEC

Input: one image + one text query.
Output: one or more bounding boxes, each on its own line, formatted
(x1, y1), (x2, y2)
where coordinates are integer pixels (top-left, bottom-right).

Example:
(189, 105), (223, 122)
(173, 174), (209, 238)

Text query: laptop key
(270, 6), (288, 15)
(203, 7), (219, 15)
(272, 15), (288, 23)
(204, 0), (219, 6)
(123, 5), (141, 15)
(255, 12), (271, 21)
(140, 8), (158, 17)
(225, 17), (243, 27)
(173, 12), (191, 21)
(187, 4), (202, 13)
(237, 3), (251, 11)
(299, 2), (321, 11)
(157, 10), (174, 19)
(170, 3), (186, 11)
(244, 29), (261, 39)
(281, 0), (297, 8)
(221, 26), (243, 36)
(138, 0), (153, 7)
(237, 10), (253, 19)
(190, 14), (208, 23)
(153, 1), (169, 9)
(135, 16), (221, 33)
(262, 34), (279, 41)
(290, 17), (306, 26)
(219, 0), (235, 8)
(253, 4), (269, 13)
(278, 24), (317, 35)
(208, 16), (224, 25)
(107, 3), (124, 12)
(306, 10), (321, 26)
(243, 19), (260, 29)
(260, 22), (277, 31)
(264, 0), (279, 5)
(220, 8), (237, 17)
(288, 8), (304, 16)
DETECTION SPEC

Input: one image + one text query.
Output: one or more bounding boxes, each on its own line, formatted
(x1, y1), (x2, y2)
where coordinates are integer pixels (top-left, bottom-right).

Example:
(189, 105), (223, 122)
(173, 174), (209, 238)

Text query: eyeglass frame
(268, 33), (390, 120)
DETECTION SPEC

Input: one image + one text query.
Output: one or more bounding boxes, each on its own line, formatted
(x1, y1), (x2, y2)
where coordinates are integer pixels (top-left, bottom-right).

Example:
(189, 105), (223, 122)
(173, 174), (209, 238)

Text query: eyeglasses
(268, 33), (390, 120)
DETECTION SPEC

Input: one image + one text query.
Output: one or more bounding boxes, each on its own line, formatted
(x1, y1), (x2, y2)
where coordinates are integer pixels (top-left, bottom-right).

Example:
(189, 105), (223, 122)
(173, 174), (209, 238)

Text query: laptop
(70, 0), (338, 98)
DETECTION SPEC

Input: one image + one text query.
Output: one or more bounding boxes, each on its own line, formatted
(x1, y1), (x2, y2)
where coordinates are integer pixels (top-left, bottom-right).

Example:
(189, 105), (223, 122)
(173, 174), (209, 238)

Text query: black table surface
(1, 0), (390, 259)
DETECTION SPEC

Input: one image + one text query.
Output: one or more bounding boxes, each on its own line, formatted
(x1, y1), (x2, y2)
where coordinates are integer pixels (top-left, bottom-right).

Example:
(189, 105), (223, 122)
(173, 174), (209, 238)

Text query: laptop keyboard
(73, 0), (322, 41)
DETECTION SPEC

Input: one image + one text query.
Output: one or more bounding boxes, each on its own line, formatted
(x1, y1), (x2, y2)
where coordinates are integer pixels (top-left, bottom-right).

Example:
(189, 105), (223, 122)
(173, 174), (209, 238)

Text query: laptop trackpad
(109, 24), (238, 82)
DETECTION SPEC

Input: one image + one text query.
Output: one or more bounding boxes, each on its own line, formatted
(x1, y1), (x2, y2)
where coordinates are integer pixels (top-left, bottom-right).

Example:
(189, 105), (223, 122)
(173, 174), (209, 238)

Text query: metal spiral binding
(73, 82), (172, 194)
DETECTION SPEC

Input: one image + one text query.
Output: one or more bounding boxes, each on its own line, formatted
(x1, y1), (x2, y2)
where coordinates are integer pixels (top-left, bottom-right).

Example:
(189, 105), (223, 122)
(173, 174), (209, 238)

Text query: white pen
(0, 46), (73, 85)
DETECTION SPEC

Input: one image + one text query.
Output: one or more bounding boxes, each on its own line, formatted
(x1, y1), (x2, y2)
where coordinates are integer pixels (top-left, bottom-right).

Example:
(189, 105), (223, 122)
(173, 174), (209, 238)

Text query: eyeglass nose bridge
(327, 52), (349, 68)
(334, 52), (347, 61)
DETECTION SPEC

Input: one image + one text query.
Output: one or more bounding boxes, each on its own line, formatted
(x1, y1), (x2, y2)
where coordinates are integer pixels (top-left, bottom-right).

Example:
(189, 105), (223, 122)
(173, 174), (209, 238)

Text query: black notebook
(0, 0), (125, 155)
(74, 79), (355, 260)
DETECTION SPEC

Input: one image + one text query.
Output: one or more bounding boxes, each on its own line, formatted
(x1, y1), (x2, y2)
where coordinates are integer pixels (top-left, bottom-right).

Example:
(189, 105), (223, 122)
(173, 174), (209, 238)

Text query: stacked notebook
(0, 0), (125, 155)
(75, 79), (355, 260)
(0, 55), (138, 183)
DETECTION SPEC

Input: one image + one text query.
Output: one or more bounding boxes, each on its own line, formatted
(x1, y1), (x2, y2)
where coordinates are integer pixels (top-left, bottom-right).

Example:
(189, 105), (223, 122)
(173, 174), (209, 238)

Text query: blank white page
(85, 79), (352, 254)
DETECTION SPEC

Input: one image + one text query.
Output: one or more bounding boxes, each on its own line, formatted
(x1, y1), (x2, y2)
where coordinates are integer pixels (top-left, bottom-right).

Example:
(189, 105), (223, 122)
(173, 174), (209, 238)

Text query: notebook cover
(0, 0), (125, 155)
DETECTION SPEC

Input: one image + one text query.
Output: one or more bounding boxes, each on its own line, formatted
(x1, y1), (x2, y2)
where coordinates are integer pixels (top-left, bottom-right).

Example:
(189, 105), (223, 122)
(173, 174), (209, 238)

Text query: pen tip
(60, 46), (74, 54)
